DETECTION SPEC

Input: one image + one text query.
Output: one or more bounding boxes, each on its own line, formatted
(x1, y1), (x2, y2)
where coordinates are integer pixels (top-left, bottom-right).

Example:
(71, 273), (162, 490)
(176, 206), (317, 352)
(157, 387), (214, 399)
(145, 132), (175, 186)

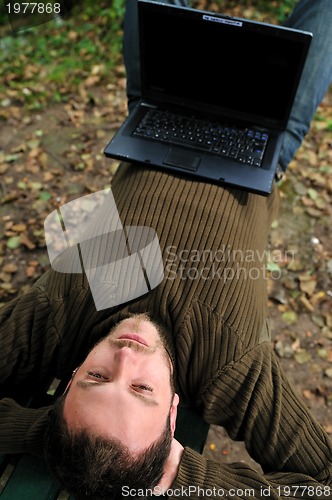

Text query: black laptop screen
(139, 4), (311, 127)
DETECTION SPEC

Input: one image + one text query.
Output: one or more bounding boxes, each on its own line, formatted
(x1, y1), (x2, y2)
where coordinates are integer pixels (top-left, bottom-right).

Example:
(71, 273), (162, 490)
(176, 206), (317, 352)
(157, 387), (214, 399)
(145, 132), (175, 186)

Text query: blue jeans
(280, 0), (332, 170)
(123, 0), (332, 171)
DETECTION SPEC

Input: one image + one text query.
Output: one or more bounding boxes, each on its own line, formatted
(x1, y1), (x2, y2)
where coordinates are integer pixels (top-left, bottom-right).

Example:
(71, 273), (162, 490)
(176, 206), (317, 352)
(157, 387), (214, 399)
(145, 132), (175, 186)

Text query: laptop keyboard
(133, 109), (269, 167)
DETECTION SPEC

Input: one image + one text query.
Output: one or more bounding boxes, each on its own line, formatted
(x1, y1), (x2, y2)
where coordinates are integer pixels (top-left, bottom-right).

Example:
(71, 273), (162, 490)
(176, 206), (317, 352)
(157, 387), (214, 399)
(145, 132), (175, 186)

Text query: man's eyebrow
(75, 380), (159, 407)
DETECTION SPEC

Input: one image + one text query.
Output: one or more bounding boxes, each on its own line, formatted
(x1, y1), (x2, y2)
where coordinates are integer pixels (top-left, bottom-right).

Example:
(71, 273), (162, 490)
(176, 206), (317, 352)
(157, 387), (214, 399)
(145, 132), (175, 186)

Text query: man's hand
(154, 438), (184, 493)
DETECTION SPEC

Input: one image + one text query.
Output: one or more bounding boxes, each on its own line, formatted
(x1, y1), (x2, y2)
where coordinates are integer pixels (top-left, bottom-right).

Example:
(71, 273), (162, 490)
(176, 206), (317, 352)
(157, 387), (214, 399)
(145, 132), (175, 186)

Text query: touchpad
(164, 148), (201, 172)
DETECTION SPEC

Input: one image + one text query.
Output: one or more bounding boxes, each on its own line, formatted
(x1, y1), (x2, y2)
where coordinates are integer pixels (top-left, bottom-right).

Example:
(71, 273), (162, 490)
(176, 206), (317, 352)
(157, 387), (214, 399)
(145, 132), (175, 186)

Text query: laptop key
(170, 136), (212, 150)
(134, 109), (269, 166)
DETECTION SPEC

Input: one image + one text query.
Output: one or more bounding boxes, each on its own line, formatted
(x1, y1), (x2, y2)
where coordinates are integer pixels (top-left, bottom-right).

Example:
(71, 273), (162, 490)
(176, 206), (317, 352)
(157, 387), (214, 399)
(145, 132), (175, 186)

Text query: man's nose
(113, 346), (139, 368)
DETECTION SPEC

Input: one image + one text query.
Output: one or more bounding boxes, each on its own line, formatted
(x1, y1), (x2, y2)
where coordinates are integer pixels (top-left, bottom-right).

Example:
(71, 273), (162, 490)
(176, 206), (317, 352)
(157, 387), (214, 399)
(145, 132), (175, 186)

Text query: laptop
(104, 0), (312, 196)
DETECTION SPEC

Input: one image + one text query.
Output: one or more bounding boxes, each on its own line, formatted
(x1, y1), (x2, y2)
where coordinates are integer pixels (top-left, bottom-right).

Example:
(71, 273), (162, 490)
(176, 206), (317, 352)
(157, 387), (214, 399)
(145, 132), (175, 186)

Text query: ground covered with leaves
(0, 0), (332, 466)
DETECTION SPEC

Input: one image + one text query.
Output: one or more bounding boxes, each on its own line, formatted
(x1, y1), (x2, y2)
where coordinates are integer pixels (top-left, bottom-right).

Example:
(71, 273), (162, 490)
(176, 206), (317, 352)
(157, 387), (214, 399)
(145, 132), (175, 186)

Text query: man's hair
(44, 396), (172, 500)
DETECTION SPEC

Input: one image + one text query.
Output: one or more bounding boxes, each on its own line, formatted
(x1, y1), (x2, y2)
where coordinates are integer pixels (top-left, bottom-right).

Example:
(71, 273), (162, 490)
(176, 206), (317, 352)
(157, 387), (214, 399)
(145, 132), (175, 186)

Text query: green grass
(0, 0), (125, 109)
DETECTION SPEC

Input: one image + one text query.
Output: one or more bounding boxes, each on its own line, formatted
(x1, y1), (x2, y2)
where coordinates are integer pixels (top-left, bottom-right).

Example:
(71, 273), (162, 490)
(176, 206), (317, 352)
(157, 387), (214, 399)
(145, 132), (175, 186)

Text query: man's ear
(170, 393), (180, 436)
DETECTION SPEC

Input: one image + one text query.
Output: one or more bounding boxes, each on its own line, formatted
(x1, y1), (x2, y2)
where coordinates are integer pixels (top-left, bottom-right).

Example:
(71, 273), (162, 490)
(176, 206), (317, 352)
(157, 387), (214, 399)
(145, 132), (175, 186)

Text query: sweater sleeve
(0, 276), (60, 456)
(0, 399), (51, 457)
(200, 341), (332, 485)
(0, 279), (58, 393)
(170, 447), (332, 499)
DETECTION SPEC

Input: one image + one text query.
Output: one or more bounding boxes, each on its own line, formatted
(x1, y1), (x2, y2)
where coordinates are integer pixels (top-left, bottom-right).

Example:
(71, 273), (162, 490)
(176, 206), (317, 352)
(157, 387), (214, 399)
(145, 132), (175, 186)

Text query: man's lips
(118, 334), (148, 346)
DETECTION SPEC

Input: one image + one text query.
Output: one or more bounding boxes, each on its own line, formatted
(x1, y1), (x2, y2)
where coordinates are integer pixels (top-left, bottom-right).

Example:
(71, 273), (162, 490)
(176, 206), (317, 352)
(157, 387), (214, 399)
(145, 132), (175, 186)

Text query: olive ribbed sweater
(0, 163), (331, 496)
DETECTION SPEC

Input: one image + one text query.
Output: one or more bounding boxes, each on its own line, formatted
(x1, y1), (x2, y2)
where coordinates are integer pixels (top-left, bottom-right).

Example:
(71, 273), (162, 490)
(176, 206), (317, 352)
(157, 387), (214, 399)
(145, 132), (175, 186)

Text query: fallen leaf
(294, 349), (311, 364)
(324, 368), (332, 379)
(6, 236), (21, 249)
(312, 314), (326, 328)
(39, 191), (52, 201)
(307, 187), (319, 201)
(317, 348), (328, 360)
(306, 207), (322, 218)
(299, 295), (315, 312)
(19, 233), (35, 250)
(26, 266), (37, 278)
(299, 278), (317, 296)
(11, 223), (27, 232)
(303, 389), (315, 400)
(2, 263), (18, 273)
(282, 310), (298, 324)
